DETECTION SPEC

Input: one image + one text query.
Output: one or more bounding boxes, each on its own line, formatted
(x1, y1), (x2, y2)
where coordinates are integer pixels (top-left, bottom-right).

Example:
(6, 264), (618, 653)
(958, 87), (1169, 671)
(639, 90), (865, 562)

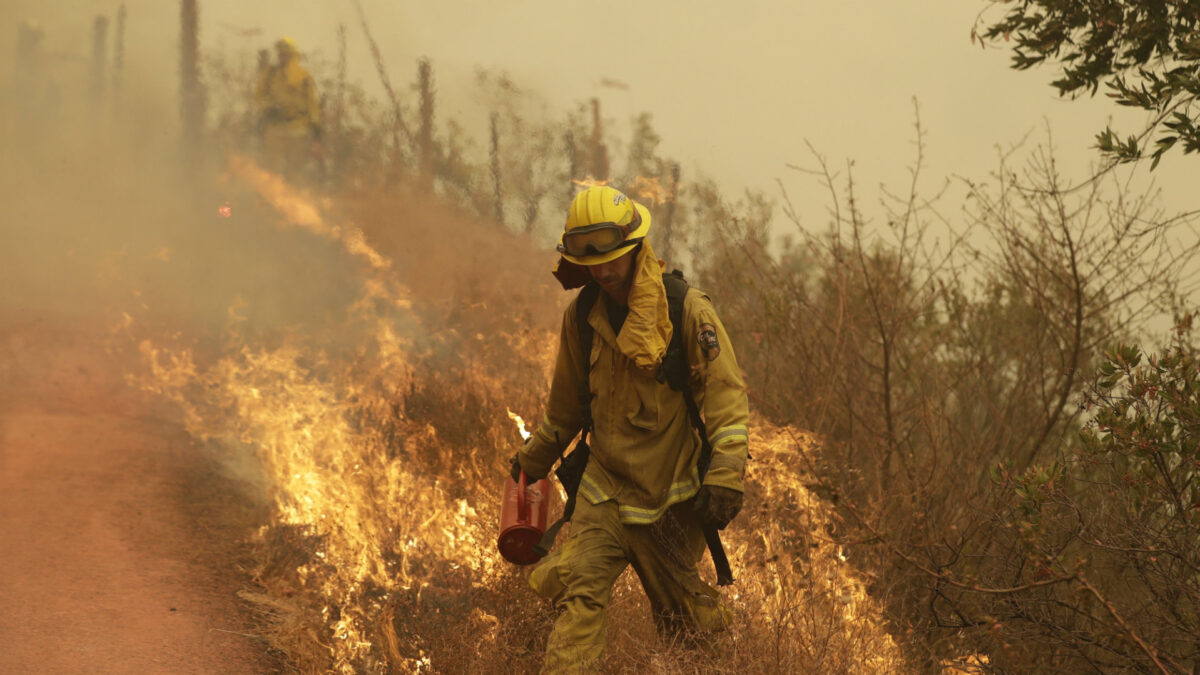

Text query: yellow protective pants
(260, 120), (313, 178)
(529, 497), (731, 674)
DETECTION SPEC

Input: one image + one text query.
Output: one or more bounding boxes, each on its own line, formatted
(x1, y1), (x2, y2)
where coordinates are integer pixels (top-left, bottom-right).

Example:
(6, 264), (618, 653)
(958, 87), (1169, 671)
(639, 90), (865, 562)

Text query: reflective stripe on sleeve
(707, 453), (747, 475)
(615, 470), (700, 524)
(708, 424), (749, 448)
(535, 415), (566, 450)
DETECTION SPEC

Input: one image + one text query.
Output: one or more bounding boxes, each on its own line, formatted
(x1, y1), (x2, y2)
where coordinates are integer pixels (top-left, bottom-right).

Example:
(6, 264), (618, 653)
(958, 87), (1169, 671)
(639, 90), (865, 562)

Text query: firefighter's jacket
(255, 58), (320, 131)
(520, 242), (750, 525)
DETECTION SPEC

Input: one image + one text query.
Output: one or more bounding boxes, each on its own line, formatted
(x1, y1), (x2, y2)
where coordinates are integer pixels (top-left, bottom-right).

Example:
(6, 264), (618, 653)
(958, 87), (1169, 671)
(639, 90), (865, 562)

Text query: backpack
(534, 270), (733, 585)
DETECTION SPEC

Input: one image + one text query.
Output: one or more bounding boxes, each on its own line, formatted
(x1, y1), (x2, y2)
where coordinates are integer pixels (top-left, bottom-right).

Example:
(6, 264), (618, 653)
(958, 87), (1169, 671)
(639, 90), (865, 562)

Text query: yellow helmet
(558, 186), (651, 265)
(275, 37), (298, 54)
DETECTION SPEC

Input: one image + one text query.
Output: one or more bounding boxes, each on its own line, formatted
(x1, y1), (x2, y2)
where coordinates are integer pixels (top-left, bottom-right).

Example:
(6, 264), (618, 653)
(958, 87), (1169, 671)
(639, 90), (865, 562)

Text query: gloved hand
(693, 484), (743, 530)
(509, 453), (524, 483)
(509, 452), (546, 483)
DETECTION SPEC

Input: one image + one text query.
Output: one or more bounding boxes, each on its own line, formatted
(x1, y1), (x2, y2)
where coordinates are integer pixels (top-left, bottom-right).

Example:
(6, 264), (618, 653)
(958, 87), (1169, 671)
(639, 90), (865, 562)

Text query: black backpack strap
(534, 282), (599, 556)
(660, 270), (734, 586)
(660, 272), (712, 471)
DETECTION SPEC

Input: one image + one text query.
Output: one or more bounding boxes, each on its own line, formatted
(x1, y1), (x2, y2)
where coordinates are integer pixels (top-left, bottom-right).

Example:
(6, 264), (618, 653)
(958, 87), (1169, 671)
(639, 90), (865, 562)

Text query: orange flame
(226, 154), (390, 272)
(506, 408), (531, 441)
(570, 176), (609, 189)
(570, 175), (673, 207)
(628, 175), (670, 206)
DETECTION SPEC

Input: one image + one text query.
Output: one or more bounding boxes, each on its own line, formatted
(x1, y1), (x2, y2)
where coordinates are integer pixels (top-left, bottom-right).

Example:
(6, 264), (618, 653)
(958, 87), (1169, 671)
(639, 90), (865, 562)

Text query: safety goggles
(556, 208), (642, 258)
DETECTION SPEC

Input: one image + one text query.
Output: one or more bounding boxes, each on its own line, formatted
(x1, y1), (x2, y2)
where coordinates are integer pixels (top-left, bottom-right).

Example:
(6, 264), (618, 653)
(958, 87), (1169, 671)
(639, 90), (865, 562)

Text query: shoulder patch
(697, 323), (720, 361)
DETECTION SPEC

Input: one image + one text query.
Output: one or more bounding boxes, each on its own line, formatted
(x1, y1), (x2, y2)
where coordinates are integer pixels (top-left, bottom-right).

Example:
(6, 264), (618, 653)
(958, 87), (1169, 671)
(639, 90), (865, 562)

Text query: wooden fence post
(112, 6), (126, 104)
(564, 129), (578, 200)
(490, 112), (504, 226)
(661, 162), (681, 263)
(590, 97), (609, 181)
(179, 0), (207, 163)
(91, 15), (109, 106)
(417, 58), (435, 188)
(334, 24), (346, 134)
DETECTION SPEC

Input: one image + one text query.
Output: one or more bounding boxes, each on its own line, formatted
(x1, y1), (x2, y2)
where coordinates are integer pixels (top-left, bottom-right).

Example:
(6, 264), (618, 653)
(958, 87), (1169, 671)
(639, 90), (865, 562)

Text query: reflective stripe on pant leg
(626, 499), (731, 639)
(538, 498), (629, 675)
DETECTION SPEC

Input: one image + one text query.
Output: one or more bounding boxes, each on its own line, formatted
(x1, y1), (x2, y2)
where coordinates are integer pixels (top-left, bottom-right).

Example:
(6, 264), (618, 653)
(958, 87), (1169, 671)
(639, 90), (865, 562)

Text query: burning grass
(129, 159), (912, 673)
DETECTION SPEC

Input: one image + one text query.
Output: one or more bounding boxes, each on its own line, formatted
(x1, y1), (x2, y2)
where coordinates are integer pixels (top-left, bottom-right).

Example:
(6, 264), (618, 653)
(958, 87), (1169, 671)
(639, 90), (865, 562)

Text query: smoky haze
(3, 1), (1196, 338)
(1, 5), (367, 344)
(6, 0), (1196, 228)
(1, 0), (572, 357)
(1, 109), (366, 341)
(178, 0), (1195, 218)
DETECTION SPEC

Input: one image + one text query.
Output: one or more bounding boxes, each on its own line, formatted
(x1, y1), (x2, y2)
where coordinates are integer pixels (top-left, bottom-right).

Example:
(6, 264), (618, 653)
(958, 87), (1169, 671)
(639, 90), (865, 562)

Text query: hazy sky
(5, 0), (1195, 226)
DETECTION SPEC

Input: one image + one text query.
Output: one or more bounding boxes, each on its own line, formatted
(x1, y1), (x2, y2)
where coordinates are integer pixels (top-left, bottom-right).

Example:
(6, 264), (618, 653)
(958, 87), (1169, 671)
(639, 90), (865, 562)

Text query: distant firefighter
(255, 37), (321, 177)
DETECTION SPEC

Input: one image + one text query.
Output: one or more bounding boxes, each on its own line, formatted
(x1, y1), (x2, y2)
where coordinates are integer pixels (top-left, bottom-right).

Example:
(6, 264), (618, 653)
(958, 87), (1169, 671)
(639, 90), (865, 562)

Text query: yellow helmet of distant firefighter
(557, 185), (651, 266)
(275, 37), (298, 56)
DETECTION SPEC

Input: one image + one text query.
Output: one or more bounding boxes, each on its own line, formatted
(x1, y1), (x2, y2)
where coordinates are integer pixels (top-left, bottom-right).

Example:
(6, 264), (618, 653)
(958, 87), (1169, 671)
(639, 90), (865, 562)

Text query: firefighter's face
(588, 248), (637, 302)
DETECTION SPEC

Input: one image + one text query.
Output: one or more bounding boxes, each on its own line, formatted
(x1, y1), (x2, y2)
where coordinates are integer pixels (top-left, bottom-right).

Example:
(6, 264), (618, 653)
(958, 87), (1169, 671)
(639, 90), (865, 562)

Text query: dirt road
(0, 313), (280, 674)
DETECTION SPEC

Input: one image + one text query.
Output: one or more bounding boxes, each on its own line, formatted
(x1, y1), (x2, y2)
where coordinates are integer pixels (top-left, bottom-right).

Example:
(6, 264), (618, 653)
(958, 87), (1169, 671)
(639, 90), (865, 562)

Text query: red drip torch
(497, 470), (551, 565)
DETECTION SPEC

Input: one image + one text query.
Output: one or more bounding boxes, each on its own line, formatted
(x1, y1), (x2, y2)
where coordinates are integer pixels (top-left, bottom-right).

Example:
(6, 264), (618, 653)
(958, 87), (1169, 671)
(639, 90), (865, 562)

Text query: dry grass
(126, 163), (918, 673)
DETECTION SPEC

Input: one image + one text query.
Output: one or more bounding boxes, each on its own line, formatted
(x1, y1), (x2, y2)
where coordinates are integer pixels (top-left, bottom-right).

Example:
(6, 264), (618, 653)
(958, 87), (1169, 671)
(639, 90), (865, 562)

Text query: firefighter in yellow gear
(254, 37), (321, 176)
(512, 186), (750, 673)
